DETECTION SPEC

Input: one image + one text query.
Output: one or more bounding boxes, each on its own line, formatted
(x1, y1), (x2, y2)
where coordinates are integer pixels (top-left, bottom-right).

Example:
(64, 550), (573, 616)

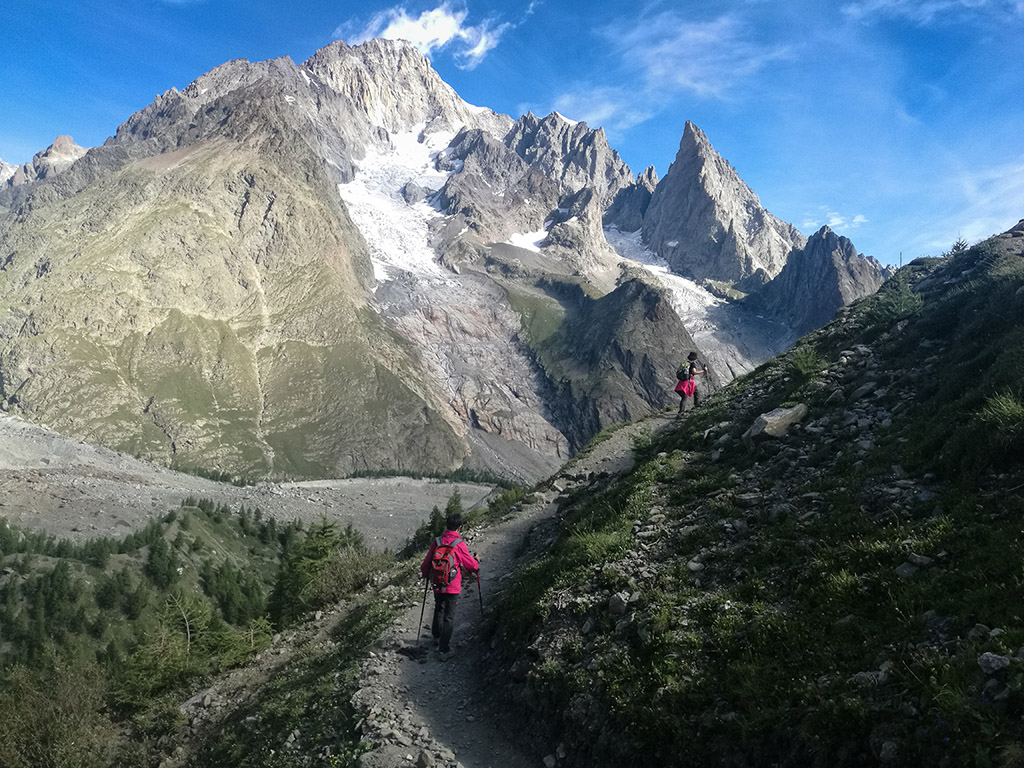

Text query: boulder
(741, 404), (809, 449)
(979, 653), (1012, 675)
(358, 745), (414, 768)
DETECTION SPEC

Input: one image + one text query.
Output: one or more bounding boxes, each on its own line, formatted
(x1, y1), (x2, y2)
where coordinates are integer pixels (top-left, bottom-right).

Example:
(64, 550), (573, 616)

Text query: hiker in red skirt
(420, 511), (479, 660)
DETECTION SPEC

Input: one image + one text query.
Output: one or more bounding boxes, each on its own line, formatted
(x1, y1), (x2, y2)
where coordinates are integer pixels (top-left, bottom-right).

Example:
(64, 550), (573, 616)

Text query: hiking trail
(352, 414), (675, 768)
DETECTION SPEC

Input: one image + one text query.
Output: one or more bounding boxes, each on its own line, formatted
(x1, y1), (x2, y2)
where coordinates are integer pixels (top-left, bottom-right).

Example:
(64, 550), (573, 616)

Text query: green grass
(487, 236), (1024, 767)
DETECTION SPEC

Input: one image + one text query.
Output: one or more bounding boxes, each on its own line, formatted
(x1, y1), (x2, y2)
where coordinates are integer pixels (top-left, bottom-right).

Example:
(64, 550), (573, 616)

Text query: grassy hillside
(488, 226), (1024, 766)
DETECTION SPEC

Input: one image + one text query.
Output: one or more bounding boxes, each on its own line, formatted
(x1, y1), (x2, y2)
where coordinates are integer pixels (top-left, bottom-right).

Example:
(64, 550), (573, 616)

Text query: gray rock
(850, 382), (879, 401)
(968, 624), (992, 642)
(358, 745), (412, 768)
(878, 740), (899, 763)
(894, 562), (919, 579)
(401, 182), (427, 204)
(742, 404), (809, 449)
(608, 593), (628, 616)
(978, 652), (1012, 675)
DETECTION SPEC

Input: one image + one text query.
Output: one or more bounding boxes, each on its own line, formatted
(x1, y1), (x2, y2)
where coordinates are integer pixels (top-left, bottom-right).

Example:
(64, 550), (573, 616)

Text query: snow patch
(507, 228), (548, 253)
(337, 123), (460, 282)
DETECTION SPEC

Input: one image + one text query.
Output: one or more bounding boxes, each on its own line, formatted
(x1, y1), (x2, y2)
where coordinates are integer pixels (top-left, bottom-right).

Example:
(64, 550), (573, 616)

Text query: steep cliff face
(519, 278), (702, 451)
(304, 39), (512, 141)
(744, 226), (892, 337)
(433, 127), (561, 244)
(603, 166), (658, 232)
(641, 121), (806, 289)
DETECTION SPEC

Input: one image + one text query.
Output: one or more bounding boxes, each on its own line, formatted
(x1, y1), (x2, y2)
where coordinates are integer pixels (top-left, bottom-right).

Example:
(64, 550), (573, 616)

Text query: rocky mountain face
(744, 225), (895, 337)
(640, 121), (807, 291)
(0, 39), (888, 482)
(603, 166), (657, 233)
(0, 135), (88, 189)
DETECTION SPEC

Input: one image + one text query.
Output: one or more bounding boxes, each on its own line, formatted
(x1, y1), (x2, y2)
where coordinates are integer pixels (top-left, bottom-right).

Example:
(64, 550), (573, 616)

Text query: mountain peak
(303, 38), (511, 138)
(641, 121), (805, 285)
(745, 222), (889, 336)
(1, 134), (88, 189)
(503, 110), (633, 206)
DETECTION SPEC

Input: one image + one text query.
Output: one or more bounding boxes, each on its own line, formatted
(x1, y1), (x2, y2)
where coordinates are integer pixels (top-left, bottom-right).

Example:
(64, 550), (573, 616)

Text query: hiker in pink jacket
(420, 511), (479, 659)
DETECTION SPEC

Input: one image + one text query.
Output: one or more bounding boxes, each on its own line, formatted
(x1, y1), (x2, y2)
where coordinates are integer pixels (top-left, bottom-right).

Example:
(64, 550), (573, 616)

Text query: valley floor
(0, 413), (492, 550)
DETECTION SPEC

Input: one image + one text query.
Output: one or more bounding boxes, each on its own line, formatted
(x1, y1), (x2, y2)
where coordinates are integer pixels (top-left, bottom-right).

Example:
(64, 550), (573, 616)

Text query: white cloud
(338, 3), (511, 69)
(841, 0), (1018, 24)
(609, 13), (792, 99)
(550, 87), (654, 139)
(802, 206), (870, 232)
(944, 158), (1024, 244)
(542, 10), (791, 139)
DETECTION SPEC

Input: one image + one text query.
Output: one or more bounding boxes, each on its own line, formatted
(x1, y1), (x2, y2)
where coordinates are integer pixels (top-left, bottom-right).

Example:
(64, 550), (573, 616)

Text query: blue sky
(2, 0), (1022, 264)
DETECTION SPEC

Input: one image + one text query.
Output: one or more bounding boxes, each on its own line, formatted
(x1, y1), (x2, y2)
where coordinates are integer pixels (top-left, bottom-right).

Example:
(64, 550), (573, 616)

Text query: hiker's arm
(458, 542), (480, 572)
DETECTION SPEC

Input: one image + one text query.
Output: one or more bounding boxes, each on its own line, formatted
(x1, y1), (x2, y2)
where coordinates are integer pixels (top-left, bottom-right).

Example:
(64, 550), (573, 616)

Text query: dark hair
(446, 512), (463, 531)
(687, 351), (699, 361)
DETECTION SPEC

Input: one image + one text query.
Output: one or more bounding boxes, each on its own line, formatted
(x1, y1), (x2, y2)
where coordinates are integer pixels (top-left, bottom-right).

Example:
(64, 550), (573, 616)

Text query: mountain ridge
(0, 38), (889, 483)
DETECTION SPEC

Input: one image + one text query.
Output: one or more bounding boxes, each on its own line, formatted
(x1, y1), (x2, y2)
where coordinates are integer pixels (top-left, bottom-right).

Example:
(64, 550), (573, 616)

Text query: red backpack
(430, 535), (463, 587)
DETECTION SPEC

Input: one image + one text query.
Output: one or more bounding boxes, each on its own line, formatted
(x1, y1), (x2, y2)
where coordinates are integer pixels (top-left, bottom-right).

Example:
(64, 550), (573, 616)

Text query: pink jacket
(420, 530), (479, 594)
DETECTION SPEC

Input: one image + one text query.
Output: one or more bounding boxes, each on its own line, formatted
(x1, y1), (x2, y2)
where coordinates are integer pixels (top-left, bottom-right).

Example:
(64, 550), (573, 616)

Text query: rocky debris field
(0, 413), (493, 549)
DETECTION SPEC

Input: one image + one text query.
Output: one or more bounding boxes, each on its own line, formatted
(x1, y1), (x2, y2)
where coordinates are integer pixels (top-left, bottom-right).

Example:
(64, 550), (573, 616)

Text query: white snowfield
(507, 227), (548, 252)
(337, 124), (456, 283)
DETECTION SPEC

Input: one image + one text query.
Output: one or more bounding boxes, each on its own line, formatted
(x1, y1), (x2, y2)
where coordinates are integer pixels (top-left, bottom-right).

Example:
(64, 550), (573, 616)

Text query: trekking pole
(476, 571), (483, 616)
(416, 577), (429, 646)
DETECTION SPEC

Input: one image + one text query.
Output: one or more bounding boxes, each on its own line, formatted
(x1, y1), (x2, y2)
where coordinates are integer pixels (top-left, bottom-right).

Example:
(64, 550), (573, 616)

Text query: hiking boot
(438, 649), (455, 661)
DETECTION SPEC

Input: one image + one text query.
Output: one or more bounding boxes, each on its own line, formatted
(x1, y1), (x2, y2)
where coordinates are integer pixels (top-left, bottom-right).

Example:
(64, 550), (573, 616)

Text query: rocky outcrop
(603, 166), (657, 232)
(2, 135), (88, 188)
(503, 112), (634, 207)
(641, 121), (806, 289)
(304, 38), (512, 141)
(433, 127), (561, 243)
(542, 186), (618, 273)
(745, 226), (892, 337)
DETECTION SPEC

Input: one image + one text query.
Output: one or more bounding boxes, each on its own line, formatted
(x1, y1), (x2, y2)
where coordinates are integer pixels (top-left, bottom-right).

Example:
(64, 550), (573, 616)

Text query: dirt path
(352, 414), (674, 767)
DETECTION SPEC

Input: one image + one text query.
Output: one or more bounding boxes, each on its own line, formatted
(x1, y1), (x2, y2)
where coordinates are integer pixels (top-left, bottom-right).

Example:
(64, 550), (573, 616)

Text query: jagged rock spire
(641, 121), (805, 288)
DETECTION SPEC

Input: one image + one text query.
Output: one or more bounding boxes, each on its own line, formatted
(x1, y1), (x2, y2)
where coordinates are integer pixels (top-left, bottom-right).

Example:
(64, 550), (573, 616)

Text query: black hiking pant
(431, 591), (459, 652)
